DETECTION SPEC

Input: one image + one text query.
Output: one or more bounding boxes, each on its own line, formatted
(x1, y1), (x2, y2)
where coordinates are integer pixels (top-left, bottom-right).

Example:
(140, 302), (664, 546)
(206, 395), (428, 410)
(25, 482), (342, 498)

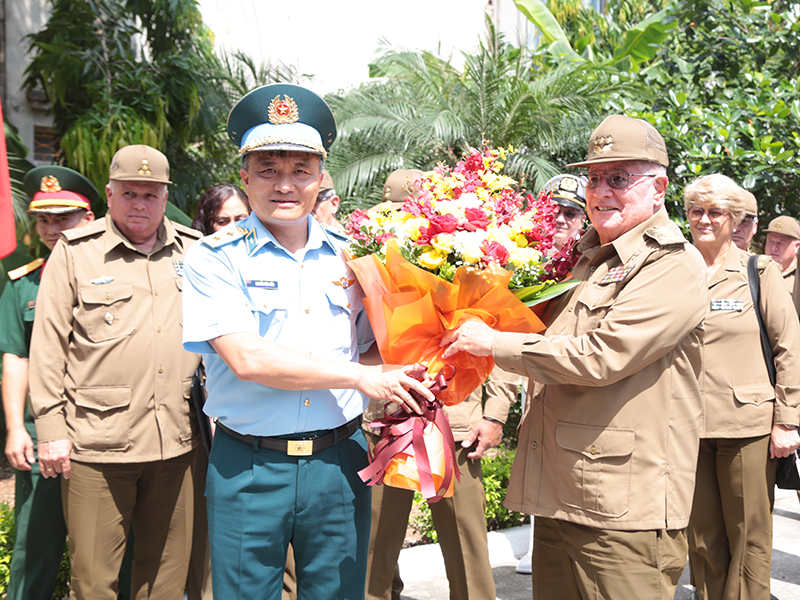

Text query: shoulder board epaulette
(756, 254), (771, 270)
(62, 218), (106, 242)
(202, 225), (251, 249)
(172, 222), (202, 240)
(644, 225), (686, 246)
(8, 257), (45, 281)
(321, 224), (350, 243)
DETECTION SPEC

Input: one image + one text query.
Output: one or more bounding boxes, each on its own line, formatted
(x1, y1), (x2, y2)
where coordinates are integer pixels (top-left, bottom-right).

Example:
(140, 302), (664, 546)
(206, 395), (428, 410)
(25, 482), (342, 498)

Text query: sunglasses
(584, 170), (657, 190)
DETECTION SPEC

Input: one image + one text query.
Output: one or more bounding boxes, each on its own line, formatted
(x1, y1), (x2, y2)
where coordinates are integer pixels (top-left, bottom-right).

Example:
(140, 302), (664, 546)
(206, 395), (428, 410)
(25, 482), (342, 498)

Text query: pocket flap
(733, 383), (775, 406)
(576, 284), (616, 311)
(75, 386), (131, 412)
(325, 287), (354, 314)
(80, 283), (133, 306)
(556, 423), (635, 459)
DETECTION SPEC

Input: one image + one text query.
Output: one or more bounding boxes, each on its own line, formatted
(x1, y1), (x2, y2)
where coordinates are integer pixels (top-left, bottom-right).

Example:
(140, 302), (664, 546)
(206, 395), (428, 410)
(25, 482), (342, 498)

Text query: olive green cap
(24, 165), (99, 214)
(227, 84), (336, 158)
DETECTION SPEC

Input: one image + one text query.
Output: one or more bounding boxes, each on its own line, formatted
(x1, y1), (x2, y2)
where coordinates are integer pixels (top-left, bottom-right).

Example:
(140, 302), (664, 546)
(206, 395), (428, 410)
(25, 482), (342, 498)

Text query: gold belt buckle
(287, 440), (313, 456)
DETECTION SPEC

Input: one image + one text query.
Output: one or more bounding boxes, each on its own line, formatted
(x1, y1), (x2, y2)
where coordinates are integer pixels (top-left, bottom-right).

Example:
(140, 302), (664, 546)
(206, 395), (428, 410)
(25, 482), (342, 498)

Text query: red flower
(482, 241), (510, 267)
(461, 153), (484, 173)
(418, 213), (459, 245)
(463, 207), (490, 231)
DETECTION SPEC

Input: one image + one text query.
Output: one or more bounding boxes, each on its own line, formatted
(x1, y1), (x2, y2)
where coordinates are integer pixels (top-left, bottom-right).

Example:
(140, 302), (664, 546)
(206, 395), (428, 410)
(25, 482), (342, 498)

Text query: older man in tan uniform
(731, 188), (758, 251)
(442, 115), (708, 599)
(29, 145), (202, 600)
(764, 215), (800, 294)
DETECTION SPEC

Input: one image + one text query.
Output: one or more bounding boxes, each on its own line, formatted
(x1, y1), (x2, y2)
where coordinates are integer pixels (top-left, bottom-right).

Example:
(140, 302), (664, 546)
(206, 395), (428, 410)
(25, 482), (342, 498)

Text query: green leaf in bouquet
(514, 279), (581, 307)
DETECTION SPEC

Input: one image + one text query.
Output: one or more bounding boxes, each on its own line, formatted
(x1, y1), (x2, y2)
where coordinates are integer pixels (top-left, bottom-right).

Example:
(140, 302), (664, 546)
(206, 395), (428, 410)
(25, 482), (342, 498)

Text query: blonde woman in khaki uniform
(684, 173), (800, 600)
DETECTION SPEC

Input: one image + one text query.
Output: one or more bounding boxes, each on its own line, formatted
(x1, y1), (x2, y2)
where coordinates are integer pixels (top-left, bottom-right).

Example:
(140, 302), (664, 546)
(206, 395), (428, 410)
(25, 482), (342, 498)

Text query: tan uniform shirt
(495, 207), (707, 531)
(782, 261), (796, 297)
(702, 248), (800, 438)
(362, 365), (521, 442)
(29, 215), (201, 463)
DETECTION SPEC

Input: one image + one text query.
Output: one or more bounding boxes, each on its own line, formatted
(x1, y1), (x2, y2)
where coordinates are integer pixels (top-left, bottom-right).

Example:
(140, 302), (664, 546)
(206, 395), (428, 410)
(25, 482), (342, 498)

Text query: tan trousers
(689, 435), (777, 600)
(532, 516), (688, 600)
(365, 436), (495, 600)
(63, 450), (195, 600)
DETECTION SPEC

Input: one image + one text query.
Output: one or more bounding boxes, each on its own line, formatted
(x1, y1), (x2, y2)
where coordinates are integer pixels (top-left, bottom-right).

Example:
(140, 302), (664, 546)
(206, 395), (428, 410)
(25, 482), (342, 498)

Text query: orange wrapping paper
(350, 242), (546, 496)
(350, 241), (546, 407)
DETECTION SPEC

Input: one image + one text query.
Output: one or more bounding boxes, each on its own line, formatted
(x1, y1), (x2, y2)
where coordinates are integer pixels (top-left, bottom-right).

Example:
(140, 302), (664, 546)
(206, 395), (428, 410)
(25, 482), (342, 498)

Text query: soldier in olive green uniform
(0, 166), (96, 600)
(28, 146), (202, 600)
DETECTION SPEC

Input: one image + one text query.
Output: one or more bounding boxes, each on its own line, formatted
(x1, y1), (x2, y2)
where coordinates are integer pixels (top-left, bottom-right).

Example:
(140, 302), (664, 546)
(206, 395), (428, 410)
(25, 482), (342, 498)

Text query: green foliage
(410, 448), (527, 543)
(327, 19), (624, 212)
(0, 502), (70, 598)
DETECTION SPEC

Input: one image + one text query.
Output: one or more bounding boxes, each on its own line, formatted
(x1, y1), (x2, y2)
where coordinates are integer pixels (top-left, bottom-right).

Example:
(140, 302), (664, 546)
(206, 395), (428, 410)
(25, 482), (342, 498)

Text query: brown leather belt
(218, 417), (361, 456)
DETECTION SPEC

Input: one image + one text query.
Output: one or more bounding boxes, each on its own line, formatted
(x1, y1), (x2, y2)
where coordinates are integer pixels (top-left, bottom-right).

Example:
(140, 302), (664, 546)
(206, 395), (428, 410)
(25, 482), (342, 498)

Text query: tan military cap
(765, 215), (800, 240)
(566, 114), (669, 168)
(383, 169), (423, 203)
(109, 145), (172, 184)
(739, 188), (758, 216)
(320, 171), (335, 192)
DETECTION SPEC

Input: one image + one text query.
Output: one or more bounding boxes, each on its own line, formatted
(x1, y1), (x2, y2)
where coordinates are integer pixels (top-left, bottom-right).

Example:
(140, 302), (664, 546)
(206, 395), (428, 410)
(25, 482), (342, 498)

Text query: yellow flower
(431, 233), (454, 254)
(418, 247), (448, 270)
(509, 246), (542, 267)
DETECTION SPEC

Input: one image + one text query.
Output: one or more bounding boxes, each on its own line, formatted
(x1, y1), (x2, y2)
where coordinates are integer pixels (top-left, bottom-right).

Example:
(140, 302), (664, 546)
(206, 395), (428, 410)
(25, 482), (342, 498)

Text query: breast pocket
(79, 284), (136, 342)
(72, 386), (132, 451)
(248, 288), (288, 340)
(555, 422), (635, 518)
(574, 284), (617, 334)
(325, 285), (357, 354)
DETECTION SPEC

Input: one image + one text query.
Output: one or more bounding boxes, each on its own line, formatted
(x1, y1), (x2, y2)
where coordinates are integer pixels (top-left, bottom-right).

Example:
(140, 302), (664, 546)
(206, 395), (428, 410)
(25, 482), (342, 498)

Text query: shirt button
(105, 293), (111, 300)
(531, 441), (539, 449)
(590, 445), (598, 455)
(590, 266), (597, 272)
(305, 308), (310, 313)
(158, 367), (164, 374)
(533, 394), (541, 403)
(156, 327), (162, 333)
(304, 399), (310, 406)
(154, 290), (159, 296)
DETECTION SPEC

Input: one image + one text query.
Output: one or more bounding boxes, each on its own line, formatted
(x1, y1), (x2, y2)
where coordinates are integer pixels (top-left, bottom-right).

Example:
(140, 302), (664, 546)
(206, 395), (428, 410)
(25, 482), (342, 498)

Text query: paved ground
(397, 488), (800, 600)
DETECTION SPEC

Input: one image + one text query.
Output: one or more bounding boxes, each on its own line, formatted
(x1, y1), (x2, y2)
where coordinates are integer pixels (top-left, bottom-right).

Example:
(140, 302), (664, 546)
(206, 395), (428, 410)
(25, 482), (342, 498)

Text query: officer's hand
(770, 424), (800, 459)
(360, 365), (434, 415)
(5, 427), (35, 471)
(440, 321), (496, 359)
(462, 418), (503, 459)
(38, 439), (73, 479)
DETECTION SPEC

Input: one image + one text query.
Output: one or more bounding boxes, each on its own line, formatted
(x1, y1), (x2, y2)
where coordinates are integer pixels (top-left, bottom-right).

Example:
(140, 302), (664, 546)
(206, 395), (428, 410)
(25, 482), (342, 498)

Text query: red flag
(0, 94), (17, 259)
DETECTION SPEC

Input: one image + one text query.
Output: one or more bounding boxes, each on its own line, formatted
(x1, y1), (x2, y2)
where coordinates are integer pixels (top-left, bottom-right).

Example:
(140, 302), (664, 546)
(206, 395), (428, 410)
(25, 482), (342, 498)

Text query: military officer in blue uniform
(181, 83), (433, 600)
(0, 166), (96, 600)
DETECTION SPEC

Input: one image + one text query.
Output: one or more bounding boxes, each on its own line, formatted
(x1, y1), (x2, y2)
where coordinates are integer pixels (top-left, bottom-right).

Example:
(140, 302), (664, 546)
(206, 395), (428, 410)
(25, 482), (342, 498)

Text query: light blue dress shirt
(182, 213), (373, 436)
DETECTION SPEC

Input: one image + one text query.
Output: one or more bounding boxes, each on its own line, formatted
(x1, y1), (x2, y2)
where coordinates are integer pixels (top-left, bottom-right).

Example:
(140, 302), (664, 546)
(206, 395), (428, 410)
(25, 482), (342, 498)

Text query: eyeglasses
(686, 206), (729, 221)
(739, 215), (757, 226)
(584, 170), (657, 190)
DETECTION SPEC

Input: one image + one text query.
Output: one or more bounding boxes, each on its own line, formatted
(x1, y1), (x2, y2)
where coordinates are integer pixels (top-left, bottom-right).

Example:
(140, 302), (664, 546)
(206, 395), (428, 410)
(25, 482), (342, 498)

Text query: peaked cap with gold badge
(227, 83), (336, 158)
(542, 174), (587, 210)
(109, 144), (172, 184)
(24, 165), (99, 214)
(766, 215), (800, 240)
(566, 114), (669, 168)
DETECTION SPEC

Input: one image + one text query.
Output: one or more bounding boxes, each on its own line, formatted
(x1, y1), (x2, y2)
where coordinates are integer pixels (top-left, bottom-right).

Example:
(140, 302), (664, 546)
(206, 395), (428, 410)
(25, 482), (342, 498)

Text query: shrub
(411, 447), (528, 543)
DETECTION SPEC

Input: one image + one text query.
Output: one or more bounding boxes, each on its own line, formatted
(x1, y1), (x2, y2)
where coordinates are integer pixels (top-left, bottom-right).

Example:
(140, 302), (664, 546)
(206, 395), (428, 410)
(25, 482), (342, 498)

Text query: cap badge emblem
(138, 159), (152, 176)
(594, 136), (613, 153)
(40, 176), (61, 193)
(268, 95), (299, 125)
(560, 176), (578, 192)
(775, 222), (783, 231)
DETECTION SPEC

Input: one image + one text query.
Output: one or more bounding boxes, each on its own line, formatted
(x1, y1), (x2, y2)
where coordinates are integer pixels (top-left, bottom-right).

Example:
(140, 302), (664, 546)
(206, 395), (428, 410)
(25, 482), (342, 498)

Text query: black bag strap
(747, 254), (776, 387)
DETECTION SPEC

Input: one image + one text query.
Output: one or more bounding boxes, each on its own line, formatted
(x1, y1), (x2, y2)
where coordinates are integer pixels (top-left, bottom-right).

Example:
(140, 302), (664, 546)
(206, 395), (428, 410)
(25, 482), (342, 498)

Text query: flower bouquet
(346, 146), (581, 501)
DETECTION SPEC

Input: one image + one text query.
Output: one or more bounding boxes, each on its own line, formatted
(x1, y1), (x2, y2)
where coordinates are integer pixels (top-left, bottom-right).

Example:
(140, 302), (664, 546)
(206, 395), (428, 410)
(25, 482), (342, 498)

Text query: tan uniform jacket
(782, 261), (796, 297)
(29, 215), (201, 463)
(702, 248), (800, 438)
(362, 366), (521, 442)
(495, 208), (707, 531)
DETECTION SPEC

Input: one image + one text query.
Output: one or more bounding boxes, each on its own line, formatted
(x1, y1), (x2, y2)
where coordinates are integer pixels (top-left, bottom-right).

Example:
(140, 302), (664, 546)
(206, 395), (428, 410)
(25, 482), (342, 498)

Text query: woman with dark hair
(192, 183), (250, 235)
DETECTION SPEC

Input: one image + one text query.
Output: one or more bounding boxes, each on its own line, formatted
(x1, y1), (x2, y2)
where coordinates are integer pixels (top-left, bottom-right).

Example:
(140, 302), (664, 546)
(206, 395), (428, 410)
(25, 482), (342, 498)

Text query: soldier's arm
(2, 354), (34, 470)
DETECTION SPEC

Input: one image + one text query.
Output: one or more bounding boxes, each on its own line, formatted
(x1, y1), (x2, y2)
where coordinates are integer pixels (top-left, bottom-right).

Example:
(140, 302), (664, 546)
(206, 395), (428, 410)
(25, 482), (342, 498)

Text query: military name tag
(710, 298), (744, 312)
(246, 280), (278, 289)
